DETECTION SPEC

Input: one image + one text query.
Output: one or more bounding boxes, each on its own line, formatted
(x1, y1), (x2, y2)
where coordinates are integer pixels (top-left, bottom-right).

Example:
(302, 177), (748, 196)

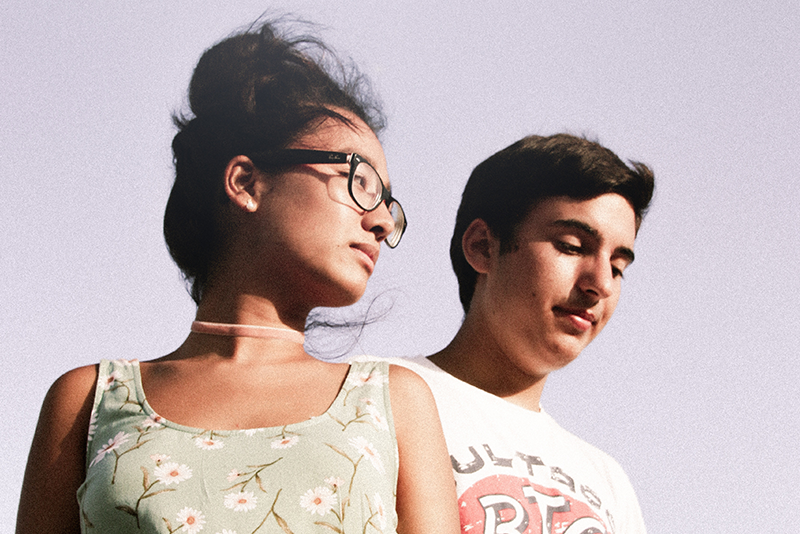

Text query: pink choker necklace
(191, 321), (305, 344)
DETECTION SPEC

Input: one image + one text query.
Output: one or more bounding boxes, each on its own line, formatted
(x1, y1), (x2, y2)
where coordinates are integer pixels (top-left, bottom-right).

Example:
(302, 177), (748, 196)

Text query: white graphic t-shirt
(388, 356), (646, 534)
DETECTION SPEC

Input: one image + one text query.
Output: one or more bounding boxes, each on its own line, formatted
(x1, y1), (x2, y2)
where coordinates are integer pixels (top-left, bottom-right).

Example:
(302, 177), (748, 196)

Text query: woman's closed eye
(352, 173), (369, 192)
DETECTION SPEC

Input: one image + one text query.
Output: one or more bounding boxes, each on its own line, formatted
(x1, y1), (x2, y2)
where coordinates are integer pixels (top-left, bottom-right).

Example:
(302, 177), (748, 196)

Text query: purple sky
(3, 1), (799, 531)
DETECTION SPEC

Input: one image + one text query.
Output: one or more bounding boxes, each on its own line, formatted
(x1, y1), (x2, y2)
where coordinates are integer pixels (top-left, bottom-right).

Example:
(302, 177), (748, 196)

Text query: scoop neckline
(125, 359), (361, 435)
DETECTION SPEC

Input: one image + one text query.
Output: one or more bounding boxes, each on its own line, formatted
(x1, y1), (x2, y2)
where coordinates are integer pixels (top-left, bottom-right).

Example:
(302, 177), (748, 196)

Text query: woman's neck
(194, 284), (309, 333)
(191, 320), (305, 344)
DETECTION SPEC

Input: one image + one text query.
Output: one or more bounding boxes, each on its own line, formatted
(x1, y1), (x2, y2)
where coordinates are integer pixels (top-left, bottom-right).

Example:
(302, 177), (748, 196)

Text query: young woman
(17, 20), (459, 534)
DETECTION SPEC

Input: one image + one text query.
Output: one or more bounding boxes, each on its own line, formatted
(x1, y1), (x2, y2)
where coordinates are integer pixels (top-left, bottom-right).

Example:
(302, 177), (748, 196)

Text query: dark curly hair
(164, 19), (385, 304)
(451, 133), (655, 312)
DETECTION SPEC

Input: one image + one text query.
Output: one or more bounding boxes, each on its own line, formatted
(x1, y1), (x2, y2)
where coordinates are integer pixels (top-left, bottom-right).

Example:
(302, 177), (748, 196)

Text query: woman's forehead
(294, 113), (389, 182)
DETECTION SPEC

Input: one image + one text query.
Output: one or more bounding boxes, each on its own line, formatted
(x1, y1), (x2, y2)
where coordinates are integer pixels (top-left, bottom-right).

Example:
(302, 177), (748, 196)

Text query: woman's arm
(16, 364), (98, 534)
(389, 364), (460, 534)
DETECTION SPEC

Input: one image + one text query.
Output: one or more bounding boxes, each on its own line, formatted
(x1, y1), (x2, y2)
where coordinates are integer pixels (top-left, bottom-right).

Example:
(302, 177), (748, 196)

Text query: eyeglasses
(248, 149), (406, 248)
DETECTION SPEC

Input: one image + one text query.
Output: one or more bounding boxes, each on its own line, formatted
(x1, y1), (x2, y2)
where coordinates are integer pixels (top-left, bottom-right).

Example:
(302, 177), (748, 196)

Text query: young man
(399, 134), (654, 534)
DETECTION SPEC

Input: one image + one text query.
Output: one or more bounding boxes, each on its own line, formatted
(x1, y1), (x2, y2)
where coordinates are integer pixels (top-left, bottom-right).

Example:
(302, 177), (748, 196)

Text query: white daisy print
(90, 431), (131, 467)
(194, 436), (224, 450)
(154, 462), (192, 486)
(300, 486), (337, 516)
(224, 491), (258, 512)
(151, 454), (170, 465)
(373, 493), (387, 531)
(86, 409), (98, 442)
(349, 436), (385, 474)
(365, 405), (389, 431)
(99, 370), (121, 390)
(141, 414), (164, 428)
(325, 476), (345, 490)
(176, 507), (205, 534)
(242, 428), (264, 436)
(271, 435), (299, 449)
(226, 469), (241, 482)
(346, 370), (386, 388)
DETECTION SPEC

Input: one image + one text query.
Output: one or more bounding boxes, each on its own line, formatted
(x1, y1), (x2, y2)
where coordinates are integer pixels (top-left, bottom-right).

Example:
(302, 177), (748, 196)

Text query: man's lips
(553, 306), (597, 332)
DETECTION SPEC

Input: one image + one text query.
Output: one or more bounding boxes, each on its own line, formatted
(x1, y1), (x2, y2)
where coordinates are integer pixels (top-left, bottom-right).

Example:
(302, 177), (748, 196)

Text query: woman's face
(247, 111), (395, 312)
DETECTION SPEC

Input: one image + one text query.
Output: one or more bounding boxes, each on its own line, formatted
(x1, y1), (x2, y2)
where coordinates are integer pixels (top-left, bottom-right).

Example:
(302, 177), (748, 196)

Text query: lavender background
(2, 1), (799, 531)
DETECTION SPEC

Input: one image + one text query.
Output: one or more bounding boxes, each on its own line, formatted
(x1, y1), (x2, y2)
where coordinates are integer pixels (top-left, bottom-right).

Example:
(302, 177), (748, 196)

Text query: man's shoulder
(376, 357), (630, 470)
(351, 355), (479, 399)
(351, 355), (447, 383)
(546, 419), (633, 478)
(380, 355), (436, 373)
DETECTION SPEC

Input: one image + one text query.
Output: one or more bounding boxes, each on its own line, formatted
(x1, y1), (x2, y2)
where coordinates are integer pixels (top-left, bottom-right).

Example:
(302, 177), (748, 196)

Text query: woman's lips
(351, 243), (378, 272)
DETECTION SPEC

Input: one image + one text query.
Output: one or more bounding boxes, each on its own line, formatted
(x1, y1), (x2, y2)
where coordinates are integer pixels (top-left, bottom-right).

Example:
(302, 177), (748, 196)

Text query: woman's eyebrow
(550, 219), (635, 264)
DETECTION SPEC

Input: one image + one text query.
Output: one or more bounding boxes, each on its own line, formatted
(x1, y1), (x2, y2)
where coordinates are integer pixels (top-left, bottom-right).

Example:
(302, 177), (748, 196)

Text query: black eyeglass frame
(247, 149), (407, 247)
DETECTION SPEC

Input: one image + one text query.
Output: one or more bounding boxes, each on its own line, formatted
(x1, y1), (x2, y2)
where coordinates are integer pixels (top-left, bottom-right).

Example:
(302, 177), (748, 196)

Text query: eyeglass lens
(385, 201), (405, 248)
(350, 161), (383, 211)
(351, 160), (405, 248)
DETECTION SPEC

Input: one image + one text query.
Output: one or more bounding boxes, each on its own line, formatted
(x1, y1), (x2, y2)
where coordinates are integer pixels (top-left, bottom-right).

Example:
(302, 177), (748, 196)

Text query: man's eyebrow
(550, 219), (635, 264)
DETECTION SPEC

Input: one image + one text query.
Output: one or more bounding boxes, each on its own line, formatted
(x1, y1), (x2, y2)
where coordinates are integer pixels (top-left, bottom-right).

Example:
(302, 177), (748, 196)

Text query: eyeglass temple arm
(248, 149), (349, 166)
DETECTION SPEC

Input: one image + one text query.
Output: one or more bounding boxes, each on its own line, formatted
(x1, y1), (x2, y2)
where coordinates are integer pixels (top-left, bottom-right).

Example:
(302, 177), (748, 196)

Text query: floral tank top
(77, 359), (399, 534)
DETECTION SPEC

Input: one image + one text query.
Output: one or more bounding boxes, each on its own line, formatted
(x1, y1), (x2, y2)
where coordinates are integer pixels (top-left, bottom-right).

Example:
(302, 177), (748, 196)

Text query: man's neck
(428, 317), (548, 412)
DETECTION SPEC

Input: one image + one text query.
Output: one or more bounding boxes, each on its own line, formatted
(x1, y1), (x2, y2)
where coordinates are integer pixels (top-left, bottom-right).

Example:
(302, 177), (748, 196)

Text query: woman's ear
(461, 219), (497, 274)
(224, 155), (259, 212)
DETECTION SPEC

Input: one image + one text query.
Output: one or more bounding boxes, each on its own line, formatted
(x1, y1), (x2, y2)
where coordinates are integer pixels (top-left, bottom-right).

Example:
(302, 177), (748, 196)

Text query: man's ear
(223, 155), (259, 212)
(462, 219), (498, 274)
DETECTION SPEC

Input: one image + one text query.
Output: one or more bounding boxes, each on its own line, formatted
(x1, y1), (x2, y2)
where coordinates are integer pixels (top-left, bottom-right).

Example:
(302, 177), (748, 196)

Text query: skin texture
(429, 193), (637, 411)
(16, 113), (460, 534)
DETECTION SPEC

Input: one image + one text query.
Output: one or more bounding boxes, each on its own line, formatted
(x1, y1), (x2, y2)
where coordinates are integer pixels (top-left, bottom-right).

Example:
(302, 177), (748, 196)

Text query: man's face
(477, 193), (637, 379)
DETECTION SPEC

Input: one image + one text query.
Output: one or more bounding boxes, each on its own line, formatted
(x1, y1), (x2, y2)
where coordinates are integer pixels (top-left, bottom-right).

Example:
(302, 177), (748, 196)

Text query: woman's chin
(314, 282), (368, 310)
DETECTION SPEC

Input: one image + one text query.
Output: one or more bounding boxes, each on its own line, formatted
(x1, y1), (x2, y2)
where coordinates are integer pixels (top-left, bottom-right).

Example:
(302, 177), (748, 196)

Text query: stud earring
(246, 199), (256, 212)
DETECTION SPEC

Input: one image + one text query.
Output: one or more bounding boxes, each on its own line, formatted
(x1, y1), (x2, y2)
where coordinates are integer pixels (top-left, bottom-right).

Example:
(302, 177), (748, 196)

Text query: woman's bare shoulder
(387, 363), (437, 413)
(17, 364), (99, 533)
(46, 364), (99, 408)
